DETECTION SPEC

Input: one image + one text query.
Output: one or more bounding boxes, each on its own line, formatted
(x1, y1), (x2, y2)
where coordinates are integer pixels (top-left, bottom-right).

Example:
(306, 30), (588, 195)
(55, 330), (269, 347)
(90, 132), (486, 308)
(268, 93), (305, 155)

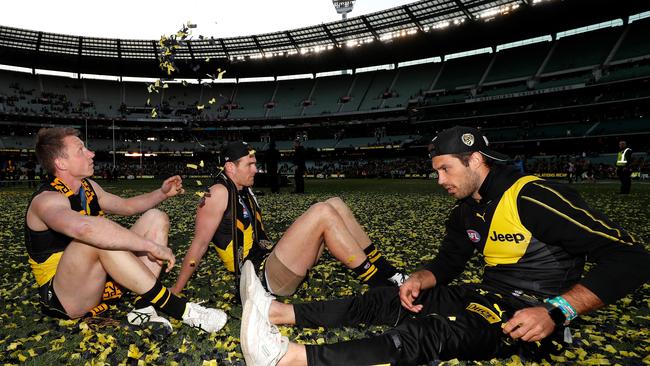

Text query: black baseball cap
(429, 126), (509, 162)
(220, 141), (255, 165)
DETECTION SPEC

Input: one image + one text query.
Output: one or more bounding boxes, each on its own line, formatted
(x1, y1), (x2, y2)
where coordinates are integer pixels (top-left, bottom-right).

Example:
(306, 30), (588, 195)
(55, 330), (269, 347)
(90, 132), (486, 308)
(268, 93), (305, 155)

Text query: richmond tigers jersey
(24, 177), (104, 286)
(210, 178), (272, 272)
(425, 165), (646, 304)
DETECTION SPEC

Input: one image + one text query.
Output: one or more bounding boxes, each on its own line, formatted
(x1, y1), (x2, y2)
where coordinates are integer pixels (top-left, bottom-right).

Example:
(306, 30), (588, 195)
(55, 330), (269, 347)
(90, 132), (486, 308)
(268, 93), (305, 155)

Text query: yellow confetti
(128, 344), (142, 359)
(209, 98), (216, 104)
(197, 104), (205, 110)
(195, 191), (205, 197)
(186, 164), (198, 170)
(603, 344), (617, 353)
(199, 160), (205, 167)
(151, 108), (158, 118)
(196, 180), (203, 186)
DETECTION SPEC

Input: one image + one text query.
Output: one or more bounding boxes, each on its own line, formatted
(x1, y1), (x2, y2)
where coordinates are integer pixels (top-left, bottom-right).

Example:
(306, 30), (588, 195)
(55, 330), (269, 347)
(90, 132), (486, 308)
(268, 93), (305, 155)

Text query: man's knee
(324, 196), (344, 209)
(142, 208), (169, 225)
(307, 201), (338, 220)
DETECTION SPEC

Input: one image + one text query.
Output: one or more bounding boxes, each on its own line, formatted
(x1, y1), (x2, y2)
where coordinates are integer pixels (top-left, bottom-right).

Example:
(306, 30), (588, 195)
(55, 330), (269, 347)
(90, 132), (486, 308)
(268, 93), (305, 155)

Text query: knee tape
(265, 251), (305, 297)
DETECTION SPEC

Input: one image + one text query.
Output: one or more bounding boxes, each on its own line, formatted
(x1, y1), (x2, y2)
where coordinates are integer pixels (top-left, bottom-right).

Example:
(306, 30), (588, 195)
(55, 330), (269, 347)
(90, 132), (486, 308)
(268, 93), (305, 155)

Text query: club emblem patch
(467, 230), (481, 243)
(461, 133), (475, 146)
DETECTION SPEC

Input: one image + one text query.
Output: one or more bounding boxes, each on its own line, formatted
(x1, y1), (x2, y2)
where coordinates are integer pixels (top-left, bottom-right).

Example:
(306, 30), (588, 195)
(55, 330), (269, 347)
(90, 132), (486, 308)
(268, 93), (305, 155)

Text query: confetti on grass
(0, 182), (648, 364)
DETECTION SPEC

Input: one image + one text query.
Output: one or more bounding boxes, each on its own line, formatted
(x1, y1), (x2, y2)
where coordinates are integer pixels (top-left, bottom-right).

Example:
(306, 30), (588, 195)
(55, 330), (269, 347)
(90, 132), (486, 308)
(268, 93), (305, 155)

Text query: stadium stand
(1, 0), (650, 184)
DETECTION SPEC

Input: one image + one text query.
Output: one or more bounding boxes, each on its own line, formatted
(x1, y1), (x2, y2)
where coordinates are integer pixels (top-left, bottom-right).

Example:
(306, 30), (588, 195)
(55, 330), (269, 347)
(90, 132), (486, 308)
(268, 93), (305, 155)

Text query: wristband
(545, 296), (577, 325)
(542, 302), (566, 326)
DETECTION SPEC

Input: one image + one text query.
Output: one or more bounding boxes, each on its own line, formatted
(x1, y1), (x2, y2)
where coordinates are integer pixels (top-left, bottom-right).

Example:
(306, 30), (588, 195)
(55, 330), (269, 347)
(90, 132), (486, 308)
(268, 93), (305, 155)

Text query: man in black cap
(172, 141), (406, 298)
(240, 126), (650, 366)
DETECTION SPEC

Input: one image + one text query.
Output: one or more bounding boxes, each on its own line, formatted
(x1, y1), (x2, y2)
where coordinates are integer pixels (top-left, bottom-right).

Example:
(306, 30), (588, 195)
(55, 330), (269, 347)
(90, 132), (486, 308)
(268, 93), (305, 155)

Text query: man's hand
(502, 307), (556, 342)
(161, 175), (184, 198)
(399, 276), (424, 313)
(399, 269), (437, 313)
(146, 241), (176, 273)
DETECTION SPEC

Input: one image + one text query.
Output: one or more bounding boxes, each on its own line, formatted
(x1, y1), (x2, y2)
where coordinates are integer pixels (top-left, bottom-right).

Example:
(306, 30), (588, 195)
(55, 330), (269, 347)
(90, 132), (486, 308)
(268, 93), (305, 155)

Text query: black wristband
(543, 303), (566, 326)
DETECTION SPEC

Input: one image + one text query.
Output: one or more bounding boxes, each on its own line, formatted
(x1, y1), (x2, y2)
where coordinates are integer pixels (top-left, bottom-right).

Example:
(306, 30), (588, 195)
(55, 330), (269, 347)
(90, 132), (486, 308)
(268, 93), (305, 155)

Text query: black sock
(135, 281), (187, 320)
(364, 244), (400, 278)
(352, 258), (384, 286)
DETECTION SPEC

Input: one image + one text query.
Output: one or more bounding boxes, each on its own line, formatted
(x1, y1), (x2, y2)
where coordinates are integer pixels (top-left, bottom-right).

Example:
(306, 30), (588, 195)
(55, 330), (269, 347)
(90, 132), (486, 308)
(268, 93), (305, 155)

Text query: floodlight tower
(332, 0), (356, 20)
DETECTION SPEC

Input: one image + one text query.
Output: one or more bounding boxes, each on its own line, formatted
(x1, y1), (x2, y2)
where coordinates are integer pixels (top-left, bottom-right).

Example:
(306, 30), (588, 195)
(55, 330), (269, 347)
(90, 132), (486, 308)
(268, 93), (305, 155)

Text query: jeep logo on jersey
(489, 231), (525, 244)
(466, 230), (481, 243)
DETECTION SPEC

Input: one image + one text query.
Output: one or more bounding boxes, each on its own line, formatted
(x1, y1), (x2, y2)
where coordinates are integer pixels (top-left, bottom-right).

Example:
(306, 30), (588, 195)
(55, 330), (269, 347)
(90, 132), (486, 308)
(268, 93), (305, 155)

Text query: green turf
(1, 179), (648, 365)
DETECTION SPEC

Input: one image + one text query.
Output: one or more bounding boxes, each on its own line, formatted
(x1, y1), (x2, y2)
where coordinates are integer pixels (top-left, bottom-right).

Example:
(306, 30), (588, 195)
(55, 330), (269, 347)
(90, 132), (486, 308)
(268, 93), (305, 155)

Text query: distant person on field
(25, 127), (226, 334)
(616, 140), (632, 194)
(293, 139), (306, 193)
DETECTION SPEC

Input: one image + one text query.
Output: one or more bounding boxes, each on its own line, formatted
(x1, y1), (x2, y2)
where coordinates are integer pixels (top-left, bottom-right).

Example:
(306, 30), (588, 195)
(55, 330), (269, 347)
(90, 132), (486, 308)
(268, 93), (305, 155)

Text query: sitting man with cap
(239, 126), (650, 366)
(172, 141), (407, 299)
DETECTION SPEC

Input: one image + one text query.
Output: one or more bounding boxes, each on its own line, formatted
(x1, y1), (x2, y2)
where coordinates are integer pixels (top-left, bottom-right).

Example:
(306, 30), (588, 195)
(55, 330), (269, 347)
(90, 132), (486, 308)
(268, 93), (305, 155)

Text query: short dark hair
(450, 152), (495, 168)
(35, 127), (79, 175)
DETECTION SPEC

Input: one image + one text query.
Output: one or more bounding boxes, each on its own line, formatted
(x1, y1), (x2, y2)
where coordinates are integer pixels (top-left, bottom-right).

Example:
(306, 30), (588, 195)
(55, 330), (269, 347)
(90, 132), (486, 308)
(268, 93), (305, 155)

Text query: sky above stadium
(0, 0), (418, 39)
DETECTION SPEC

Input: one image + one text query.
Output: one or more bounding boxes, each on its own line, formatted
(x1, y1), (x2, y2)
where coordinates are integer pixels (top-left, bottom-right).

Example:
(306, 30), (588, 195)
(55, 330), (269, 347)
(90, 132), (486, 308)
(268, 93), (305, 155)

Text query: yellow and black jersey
(24, 177), (104, 286)
(210, 177), (272, 273)
(425, 165), (650, 304)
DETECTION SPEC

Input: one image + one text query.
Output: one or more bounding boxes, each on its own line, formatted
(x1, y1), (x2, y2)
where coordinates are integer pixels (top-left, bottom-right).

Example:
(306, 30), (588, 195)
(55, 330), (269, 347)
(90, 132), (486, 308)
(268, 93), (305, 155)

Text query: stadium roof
(0, 0), (648, 79)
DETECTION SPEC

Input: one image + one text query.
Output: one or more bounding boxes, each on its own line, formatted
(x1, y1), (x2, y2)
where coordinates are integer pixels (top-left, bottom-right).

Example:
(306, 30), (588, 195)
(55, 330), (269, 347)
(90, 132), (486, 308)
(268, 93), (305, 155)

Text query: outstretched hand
(161, 175), (184, 198)
(502, 306), (556, 342)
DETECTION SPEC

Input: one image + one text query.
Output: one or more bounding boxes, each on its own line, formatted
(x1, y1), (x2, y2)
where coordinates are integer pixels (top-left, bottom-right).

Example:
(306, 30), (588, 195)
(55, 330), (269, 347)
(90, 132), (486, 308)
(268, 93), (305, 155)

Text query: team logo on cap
(461, 133), (475, 146)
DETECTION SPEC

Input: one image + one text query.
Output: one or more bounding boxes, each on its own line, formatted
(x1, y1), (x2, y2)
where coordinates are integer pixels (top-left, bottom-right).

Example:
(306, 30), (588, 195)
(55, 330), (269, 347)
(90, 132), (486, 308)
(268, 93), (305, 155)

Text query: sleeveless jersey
(24, 177), (104, 286)
(210, 176), (272, 273)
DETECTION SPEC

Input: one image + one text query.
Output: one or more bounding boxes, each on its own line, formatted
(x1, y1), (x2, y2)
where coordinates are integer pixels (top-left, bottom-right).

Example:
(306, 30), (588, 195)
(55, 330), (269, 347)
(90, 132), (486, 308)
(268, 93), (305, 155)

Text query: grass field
(1, 178), (648, 365)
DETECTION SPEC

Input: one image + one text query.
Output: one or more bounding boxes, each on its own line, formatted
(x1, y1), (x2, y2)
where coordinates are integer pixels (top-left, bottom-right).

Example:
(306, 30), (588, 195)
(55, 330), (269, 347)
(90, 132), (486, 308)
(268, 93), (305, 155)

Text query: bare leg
(129, 209), (170, 276)
(273, 202), (367, 276)
(278, 343), (307, 366)
(324, 197), (372, 250)
(269, 300), (296, 325)
(53, 209), (169, 318)
(53, 242), (158, 318)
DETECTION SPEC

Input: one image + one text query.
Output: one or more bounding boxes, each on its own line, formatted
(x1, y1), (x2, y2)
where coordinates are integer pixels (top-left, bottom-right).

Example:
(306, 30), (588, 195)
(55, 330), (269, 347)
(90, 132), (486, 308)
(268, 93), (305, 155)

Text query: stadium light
(332, 0), (356, 20)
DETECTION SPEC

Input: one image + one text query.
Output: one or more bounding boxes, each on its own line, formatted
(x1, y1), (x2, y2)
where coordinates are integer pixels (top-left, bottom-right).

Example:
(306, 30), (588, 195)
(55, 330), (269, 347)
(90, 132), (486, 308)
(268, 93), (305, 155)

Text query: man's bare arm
(92, 176), (184, 216)
(172, 185), (228, 294)
(30, 192), (175, 269)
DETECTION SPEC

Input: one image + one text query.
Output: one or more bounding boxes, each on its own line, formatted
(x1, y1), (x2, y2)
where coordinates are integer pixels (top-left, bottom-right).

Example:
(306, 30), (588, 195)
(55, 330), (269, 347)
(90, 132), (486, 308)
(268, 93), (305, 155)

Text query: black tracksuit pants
(294, 285), (559, 366)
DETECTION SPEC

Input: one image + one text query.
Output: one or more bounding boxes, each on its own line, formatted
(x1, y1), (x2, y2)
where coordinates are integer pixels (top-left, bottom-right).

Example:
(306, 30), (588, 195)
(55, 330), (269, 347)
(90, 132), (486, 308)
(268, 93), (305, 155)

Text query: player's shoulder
(30, 189), (68, 211)
(208, 183), (228, 196)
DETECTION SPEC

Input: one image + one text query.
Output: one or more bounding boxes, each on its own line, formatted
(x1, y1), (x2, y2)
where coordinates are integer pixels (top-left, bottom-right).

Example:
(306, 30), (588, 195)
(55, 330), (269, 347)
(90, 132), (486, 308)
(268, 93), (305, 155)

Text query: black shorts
(38, 278), (70, 319)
